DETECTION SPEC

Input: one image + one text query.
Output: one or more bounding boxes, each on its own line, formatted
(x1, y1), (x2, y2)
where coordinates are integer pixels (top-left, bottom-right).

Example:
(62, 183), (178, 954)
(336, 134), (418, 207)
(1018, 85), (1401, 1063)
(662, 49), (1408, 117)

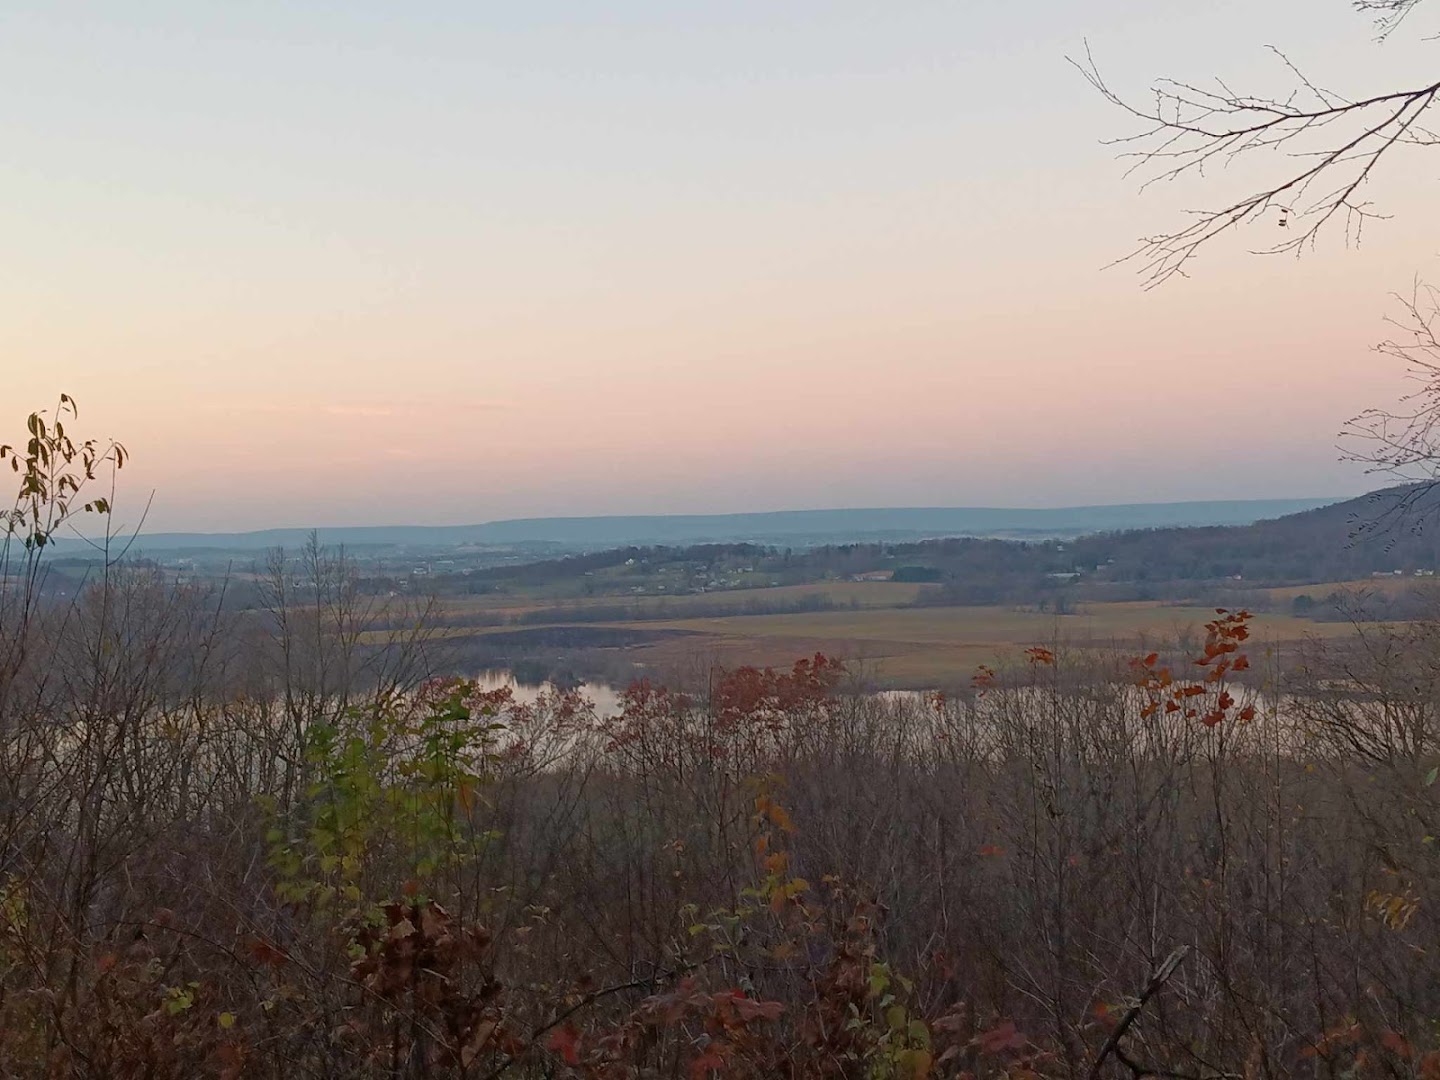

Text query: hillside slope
(1069, 484), (1440, 583)
(122, 496), (1339, 553)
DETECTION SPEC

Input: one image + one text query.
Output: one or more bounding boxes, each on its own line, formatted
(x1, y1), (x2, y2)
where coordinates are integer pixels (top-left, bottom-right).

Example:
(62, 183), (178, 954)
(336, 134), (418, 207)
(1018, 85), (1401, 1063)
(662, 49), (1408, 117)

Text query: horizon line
(121, 493), (1352, 540)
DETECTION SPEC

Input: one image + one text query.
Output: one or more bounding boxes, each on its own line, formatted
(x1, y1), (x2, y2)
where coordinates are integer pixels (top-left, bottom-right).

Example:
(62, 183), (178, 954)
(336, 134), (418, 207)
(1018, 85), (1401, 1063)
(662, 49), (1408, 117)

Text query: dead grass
(438, 580), (931, 618)
(1262, 577), (1432, 601)
(637, 601), (1354, 644)
(623, 602), (1365, 687)
(413, 594), (1376, 689)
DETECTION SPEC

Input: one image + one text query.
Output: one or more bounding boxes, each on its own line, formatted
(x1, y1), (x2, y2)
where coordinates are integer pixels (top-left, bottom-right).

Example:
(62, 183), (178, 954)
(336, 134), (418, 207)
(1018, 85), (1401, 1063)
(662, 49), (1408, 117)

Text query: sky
(3, 0), (1438, 531)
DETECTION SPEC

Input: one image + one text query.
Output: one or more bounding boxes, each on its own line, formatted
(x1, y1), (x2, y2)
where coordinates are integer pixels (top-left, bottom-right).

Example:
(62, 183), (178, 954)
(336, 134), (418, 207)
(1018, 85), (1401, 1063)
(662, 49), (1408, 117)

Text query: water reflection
(472, 669), (625, 717)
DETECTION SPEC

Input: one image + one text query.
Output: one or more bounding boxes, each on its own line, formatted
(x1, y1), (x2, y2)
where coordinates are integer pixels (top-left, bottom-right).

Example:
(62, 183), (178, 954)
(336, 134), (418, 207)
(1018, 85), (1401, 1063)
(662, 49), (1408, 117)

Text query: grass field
(418, 592), (1370, 689)
(614, 602), (1363, 686)
(437, 580), (932, 618)
(640, 602), (1341, 643)
(1260, 577), (1433, 601)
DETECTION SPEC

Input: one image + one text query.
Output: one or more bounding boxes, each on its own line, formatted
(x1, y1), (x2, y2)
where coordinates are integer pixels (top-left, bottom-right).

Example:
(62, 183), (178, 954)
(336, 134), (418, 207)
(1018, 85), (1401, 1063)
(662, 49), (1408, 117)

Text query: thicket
(5, 402), (1440, 1078)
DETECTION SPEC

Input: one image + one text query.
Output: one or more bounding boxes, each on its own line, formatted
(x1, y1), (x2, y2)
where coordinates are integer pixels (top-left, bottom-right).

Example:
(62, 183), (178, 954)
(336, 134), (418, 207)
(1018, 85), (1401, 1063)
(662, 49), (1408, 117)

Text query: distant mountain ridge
(1060, 484), (1440, 584)
(121, 497), (1342, 553)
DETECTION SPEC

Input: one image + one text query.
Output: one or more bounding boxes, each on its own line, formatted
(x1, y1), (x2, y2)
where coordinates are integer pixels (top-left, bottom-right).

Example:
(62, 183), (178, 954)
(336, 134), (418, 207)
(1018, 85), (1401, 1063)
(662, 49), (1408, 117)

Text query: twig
(480, 965), (691, 1080)
(1087, 945), (1191, 1080)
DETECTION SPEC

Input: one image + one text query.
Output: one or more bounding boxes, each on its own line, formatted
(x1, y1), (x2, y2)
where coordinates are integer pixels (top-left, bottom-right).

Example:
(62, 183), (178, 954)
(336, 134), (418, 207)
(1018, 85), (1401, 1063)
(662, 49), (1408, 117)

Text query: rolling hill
(119, 496), (1340, 554)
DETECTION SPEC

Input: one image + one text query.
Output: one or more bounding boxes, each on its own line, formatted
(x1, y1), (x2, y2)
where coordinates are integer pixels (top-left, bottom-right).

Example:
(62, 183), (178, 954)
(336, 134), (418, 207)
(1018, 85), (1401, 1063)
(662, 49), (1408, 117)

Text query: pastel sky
(4, 1), (1438, 531)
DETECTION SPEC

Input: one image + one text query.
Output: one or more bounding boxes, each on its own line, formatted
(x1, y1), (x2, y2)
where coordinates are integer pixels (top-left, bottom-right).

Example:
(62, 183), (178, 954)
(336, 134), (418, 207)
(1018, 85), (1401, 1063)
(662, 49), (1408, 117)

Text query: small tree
(0, 395), (126, 716)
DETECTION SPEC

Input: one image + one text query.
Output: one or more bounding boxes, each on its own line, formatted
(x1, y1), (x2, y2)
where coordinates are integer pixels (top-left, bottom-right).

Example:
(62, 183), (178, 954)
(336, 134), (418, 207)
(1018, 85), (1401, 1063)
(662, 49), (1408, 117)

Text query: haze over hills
(120, 497), (1342, 554)
(1050, 483), (1440, 583)
(448, 486), (1440, 599)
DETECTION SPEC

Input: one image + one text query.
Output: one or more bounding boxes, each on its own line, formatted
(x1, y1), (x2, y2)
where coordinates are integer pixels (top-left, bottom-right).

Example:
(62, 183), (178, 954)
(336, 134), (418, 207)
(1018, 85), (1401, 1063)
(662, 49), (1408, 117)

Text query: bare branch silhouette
(1355, 0), (1429, 40)
(1074, 36), (1440, 287)
(1341, 282), (1440, 538)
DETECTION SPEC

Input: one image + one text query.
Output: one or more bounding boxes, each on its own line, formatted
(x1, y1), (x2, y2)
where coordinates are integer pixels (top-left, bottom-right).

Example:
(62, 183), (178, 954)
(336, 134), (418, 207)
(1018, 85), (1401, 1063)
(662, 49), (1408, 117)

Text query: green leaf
(886, 1004), (907, 1031)
(1426, 766), (1437, 787)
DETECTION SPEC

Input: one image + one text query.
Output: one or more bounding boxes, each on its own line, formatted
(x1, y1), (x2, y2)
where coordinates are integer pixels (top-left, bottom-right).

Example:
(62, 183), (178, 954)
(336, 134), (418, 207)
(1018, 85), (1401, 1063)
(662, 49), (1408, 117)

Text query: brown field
(637, 602), (1340, 642)
(1261, 577), (1435, 601)
(418, 594), (1372, 688)
(619, 602), (1362, 686)
(436, 580), (932, 618)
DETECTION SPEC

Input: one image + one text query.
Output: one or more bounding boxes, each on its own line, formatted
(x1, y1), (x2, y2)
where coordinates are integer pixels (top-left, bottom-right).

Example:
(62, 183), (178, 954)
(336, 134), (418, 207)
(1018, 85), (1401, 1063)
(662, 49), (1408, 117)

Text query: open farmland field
(436, 580), (933, 619)
(636, 602), (1342, 643)
(1261, 577), (1435, 601)
(420, 597), (1371, 689)
(616, 602), (1363, 686)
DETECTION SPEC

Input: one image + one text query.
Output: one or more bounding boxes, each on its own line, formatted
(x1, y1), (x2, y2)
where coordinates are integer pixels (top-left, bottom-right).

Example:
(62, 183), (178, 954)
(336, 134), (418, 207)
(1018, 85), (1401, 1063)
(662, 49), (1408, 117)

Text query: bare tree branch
(1355, 0), (1429, 40)
(1341, 282), (1440, 536)
(1088, 946), (1192, 1080)
(1074, 36), (1440, 287)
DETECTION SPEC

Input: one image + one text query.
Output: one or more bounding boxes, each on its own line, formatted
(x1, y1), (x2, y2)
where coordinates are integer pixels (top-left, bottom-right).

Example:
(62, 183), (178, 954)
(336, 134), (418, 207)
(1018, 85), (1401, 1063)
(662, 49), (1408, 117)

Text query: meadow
(437, 580), (932, 620)
(639, 601), (1365, 684)
(424, 583), (1373, 688)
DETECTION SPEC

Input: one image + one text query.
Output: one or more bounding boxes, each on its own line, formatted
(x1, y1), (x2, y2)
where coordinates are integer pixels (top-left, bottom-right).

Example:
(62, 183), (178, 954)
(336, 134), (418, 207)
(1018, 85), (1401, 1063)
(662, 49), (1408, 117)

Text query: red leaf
(691, 1046), (727, 1077)
(729, 995), (784, 1022)
(976, 1020), (1027, 1054)
(1382, 1031), (1414, 1058)
(247, 938), (289, 969)
(548, 1024), (582, 1065)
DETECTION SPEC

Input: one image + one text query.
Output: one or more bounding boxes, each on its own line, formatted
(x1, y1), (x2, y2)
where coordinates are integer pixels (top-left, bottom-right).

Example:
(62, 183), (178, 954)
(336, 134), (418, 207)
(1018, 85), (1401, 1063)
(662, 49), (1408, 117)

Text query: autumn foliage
(8, 406), (1440, 1077)
(4, 611), (1438, 1080)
